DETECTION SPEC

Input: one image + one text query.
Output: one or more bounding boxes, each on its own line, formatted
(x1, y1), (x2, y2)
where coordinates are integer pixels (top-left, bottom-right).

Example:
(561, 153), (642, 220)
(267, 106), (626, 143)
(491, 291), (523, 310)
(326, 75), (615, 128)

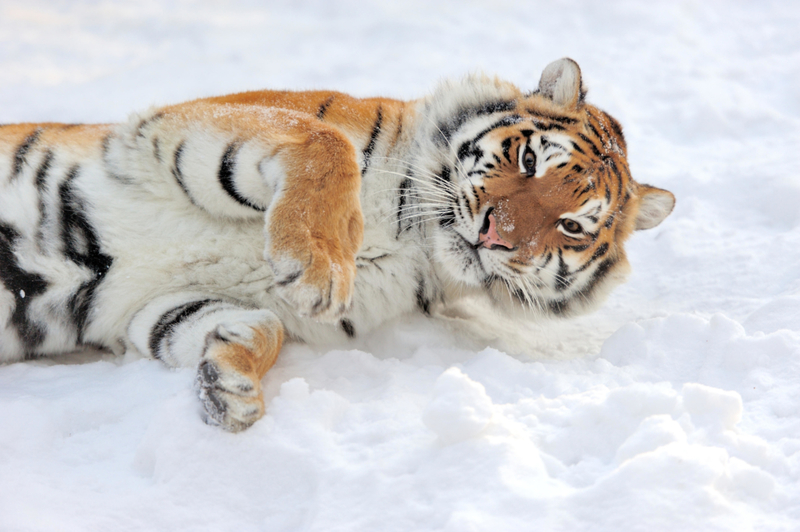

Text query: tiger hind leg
(127, 293), (284, 432)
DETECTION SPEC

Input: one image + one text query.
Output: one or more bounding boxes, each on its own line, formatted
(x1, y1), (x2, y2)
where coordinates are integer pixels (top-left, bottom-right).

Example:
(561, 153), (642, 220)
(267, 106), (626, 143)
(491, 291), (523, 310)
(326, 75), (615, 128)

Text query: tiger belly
(0, 148), (417, 359)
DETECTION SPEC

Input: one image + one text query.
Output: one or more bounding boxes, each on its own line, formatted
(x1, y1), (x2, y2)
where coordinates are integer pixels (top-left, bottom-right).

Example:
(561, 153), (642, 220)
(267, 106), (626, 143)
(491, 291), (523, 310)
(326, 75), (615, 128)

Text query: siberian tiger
(0, 59), (674, 431)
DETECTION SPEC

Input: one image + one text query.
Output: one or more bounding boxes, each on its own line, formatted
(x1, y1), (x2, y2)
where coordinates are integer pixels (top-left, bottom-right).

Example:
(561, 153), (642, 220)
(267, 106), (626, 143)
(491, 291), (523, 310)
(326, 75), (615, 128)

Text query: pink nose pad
(478, 211), (515, 250)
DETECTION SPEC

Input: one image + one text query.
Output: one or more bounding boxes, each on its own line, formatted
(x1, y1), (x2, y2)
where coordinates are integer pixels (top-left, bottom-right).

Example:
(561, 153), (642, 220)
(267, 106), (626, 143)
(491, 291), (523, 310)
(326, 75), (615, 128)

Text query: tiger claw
(269, 251), (355, 323)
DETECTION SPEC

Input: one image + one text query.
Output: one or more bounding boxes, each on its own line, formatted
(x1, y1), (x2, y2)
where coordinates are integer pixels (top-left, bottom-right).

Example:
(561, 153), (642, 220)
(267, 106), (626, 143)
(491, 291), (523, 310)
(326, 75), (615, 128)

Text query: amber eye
(522, 146), (536, 175)
(561, 219), (583, 234)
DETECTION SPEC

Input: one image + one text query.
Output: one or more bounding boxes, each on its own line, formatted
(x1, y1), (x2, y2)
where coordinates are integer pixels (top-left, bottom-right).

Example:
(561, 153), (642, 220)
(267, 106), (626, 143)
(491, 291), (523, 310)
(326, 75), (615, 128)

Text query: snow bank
(1, 0), (799, 530)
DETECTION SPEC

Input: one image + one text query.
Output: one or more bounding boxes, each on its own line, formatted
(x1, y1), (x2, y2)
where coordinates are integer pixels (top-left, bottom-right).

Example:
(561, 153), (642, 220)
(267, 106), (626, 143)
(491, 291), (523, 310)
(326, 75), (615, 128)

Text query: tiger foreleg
(117, 104), (364, 322)
(127, 294), (284, 431)
(265, 128), (364, 322)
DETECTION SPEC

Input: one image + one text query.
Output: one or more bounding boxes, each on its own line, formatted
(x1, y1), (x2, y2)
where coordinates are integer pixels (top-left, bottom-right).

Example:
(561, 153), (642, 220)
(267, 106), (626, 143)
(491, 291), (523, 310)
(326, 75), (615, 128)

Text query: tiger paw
(195, 323), (269, 432)
(268, 236), (358, 323)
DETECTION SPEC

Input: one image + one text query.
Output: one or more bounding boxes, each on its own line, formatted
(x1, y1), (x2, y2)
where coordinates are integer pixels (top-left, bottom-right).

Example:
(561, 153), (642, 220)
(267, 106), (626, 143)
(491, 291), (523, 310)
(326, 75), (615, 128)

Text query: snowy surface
(1, 1), (800, 530)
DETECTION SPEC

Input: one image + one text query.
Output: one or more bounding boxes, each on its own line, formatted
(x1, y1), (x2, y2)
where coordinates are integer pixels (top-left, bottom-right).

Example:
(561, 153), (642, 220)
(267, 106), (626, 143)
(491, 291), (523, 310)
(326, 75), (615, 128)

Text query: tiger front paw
(195, 322), (277, 432)
(267, 207), (362, 323)
(269, 244), (357, 323)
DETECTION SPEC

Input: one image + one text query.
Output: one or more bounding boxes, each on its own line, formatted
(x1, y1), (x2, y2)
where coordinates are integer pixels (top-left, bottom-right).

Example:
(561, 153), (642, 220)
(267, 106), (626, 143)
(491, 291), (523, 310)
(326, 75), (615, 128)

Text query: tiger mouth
(455, 231), (485, 266)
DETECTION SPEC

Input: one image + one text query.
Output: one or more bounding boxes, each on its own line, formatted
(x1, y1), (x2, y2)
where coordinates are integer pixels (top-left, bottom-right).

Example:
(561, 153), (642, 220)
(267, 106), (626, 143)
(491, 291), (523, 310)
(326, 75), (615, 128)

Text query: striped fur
(0, 59), (674, 430)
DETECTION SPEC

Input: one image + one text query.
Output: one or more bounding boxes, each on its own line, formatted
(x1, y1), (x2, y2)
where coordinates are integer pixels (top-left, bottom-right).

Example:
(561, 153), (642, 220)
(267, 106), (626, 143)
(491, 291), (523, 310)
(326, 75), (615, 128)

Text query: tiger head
(417, 58), (675, 317)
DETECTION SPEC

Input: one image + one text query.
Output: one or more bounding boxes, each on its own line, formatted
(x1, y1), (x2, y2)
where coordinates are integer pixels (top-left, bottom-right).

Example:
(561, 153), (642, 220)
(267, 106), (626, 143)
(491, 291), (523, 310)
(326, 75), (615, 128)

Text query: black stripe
(555, 251), (571, 292)
(591, 242), (609, 260)
(472, 116), (522, 145)
(149, 299), (219, 359)
(100, 133), (132, 184)
(578, 133), (602, 157)
(512, 287), (528, 305)
(101, 133), (113, 160)
(607, 158), (624, 198)
(532, 120), (566, 131)
(439, 205), (456, 228)
(34, 150), (54, 190)
(34, 150), (55, 249)
(415, 278), (431, 315)
(461, 191), (474, 220)
(396, 176), (412, 238)
(317, 96), (335, 120)
(362, 106), (383, 175)
(607, 115), (624, 139)
(564, 243), (590, 252)
(572, 242), (610, 274)
(586, 120), (603, 144)
(435, 100), (516, 145)
(12, 129), (42, 180)
(549, 298), (568, 315)
(501, 138), (513, 162)
(434, 166), (451, 189)
(573, 257), (617, 302)
(171, 141), (200, 207)
(153, 136), (161, 163)
(340, 318), (356, 338)
(525, 109), (578, 124)
(218, 141), (266, 212)
(393, 112), (404, 148)
(458, 142), (484, 163)
(136, 112), (165, 138)
(477, 100), (516, 116)
(276, 270), (302, 287)
(457, 141), (471, 161)
(59, 167), (114, 340)
(0, 223), (49, 350)
(60, 167), (111, 273)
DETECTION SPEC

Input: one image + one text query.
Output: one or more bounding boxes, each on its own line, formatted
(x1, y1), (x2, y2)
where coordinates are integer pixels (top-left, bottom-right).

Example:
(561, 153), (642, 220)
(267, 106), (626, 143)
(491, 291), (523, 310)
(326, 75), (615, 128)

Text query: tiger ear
(538, 58), (584, 109)
(635, 184), (676, 230)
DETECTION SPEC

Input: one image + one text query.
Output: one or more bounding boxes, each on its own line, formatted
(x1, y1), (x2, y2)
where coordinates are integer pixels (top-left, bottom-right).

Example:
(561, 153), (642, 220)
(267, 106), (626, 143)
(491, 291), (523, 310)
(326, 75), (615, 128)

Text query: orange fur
(211, 321), (284, 381)
(0, 123), (110, 161)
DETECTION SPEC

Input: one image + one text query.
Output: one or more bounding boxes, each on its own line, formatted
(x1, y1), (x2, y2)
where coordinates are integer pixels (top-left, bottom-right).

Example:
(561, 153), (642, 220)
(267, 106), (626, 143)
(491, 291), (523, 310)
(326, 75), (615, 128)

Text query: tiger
(0, 58), (674, 431)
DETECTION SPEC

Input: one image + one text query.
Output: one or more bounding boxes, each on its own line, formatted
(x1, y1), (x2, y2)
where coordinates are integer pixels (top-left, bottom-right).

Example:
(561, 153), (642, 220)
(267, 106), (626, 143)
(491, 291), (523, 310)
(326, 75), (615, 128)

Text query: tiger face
(425, 59), (675, 317)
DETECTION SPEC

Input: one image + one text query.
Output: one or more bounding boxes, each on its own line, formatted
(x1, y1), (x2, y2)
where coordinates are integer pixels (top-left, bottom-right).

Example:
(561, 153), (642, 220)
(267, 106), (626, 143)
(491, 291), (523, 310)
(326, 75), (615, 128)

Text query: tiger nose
(478, 209), (515, 251)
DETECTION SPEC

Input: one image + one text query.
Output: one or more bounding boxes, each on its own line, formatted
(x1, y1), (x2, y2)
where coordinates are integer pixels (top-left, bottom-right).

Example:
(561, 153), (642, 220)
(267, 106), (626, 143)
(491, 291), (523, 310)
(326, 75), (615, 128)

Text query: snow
(1, 0), (800, 530)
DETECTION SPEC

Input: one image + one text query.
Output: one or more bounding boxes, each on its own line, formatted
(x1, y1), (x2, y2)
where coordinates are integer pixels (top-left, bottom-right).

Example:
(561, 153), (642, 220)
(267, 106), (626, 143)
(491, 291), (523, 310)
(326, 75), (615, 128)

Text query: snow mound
(423, 367), (494, 444)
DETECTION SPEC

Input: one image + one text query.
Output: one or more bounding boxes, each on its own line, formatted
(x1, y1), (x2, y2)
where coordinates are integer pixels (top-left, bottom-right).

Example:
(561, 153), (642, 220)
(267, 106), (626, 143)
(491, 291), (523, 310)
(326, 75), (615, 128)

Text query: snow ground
(1, 1), (799, 530)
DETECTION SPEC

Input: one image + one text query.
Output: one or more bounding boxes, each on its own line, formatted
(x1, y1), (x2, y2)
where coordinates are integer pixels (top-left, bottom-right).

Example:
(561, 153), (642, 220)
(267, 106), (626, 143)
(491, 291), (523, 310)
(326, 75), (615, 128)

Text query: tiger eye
(523, 148), (536, 174)
(561, 219), (583, 234)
